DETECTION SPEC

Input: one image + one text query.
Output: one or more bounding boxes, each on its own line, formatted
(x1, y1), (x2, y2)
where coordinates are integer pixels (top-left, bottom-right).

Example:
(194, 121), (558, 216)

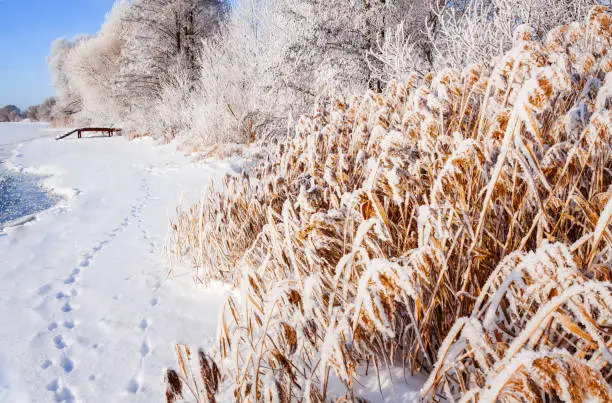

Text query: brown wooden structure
(56, 127), (122, 140)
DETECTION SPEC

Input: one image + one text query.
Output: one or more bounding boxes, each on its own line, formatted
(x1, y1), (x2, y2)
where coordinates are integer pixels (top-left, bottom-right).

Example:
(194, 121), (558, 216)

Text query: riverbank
(0, 126), (235, 402)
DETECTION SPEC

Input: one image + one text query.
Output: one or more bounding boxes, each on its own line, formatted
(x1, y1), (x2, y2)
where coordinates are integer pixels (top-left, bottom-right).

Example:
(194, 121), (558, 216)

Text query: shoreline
(0, 123), (62, 228)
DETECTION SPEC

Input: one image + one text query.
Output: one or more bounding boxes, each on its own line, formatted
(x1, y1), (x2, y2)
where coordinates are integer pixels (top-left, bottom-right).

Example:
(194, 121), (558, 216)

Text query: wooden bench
(56, 128), (122, 140)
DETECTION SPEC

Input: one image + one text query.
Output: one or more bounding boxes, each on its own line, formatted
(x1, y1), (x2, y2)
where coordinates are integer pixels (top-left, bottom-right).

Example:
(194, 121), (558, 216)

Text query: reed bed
(166, 7), (612, 402)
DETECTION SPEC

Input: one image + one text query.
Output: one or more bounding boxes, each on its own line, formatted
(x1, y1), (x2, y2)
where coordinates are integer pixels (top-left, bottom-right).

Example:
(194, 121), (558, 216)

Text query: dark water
(0, 145), (57, 226)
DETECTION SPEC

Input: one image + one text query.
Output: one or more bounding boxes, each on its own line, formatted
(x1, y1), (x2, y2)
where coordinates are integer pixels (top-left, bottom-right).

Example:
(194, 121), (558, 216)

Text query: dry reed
(166, 7), (612, 402)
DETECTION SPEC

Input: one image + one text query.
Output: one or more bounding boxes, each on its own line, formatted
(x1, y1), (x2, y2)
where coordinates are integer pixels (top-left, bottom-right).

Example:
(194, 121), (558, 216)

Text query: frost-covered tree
(115, 0), (226, 133)
(48, 0), (604, 144)
(263, 0), (425, 100)
(368, 0), (602, 82)
(48, 0), (226, 132)
(25, 98), (57, 122)
(190, 0), (374, 143)
(366, 0), (440, 83)
(428, 0), (602, 69)
(191, 0), (430, 143)
(0, 105), (24, 122)
(63, 1), (130, 125)
(186, 0), (267, 143)
(266, 0), (370, 98)
(48, 37), (86, 117)
(47, 1), (131, 124)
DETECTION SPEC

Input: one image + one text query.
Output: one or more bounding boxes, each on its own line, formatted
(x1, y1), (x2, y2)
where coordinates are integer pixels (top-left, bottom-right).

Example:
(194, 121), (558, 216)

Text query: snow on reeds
(166, 7), (612, 402)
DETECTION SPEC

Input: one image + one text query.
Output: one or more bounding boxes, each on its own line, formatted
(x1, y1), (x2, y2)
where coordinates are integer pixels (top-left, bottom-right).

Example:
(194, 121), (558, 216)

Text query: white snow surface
(0, 124), (235, 402)
(0, 122), (53, 151)
(0, 123), (426, 402)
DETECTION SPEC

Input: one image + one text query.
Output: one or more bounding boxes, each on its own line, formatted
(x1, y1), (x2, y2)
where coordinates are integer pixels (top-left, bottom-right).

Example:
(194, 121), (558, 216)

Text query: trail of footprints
(126, 288), (161, 395)
(37, 177), (158, 401)
(133, 178), (157, 256)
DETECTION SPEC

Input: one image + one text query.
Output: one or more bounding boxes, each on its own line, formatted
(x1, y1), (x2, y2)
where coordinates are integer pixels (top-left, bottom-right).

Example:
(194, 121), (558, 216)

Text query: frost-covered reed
(167, 7), (612, 402)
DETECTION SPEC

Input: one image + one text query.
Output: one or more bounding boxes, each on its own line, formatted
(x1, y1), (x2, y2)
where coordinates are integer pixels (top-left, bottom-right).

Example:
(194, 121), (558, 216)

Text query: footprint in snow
(46, 379), (60, 392)
(54, 385), (75, 402)
(63, 276), (76, 285)
(63, 269), (80, 284)
(93, 240), (109, 252)
(139, 341), (150, 358)
(54, 335), (66, 350)
(138, 318), (149, 331)
(127, 378), (140, 394)
(61, 357), (74, 373)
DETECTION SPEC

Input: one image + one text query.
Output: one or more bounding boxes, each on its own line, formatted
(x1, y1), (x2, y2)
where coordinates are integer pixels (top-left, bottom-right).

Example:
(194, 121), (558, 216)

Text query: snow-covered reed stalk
(167, 7), (612, 401)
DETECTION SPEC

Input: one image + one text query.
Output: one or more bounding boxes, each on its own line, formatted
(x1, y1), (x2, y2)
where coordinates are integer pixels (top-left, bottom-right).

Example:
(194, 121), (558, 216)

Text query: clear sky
(0, 0), (115, 109)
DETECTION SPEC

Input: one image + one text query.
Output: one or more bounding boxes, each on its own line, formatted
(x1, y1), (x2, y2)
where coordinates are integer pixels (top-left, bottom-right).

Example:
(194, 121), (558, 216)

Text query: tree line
(47, 0), (598, 144)
(0, 98), (56, 123)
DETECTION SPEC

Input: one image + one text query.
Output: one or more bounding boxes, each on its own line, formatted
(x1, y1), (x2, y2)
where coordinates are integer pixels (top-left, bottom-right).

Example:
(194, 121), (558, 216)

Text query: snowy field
(0, 124), (235, 402)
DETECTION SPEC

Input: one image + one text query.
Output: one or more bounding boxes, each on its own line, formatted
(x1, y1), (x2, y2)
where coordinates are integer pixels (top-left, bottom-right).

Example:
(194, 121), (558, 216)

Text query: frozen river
(0, 123), (58, 225)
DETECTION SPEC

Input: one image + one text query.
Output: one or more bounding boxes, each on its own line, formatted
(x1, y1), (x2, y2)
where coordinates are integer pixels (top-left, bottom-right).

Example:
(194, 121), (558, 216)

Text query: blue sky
(0, 0), (115, 109)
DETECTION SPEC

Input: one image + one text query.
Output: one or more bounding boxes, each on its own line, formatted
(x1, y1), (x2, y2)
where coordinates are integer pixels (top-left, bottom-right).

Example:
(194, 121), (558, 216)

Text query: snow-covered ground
(0, 124), (425, 402)
(0, 123), (53, 152)
(0, 124), (235, 402)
